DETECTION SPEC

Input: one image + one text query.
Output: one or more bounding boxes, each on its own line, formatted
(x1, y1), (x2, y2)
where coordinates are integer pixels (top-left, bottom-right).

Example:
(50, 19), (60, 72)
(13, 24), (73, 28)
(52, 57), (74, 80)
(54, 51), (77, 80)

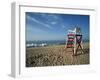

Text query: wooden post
(74, 34), (84, 55)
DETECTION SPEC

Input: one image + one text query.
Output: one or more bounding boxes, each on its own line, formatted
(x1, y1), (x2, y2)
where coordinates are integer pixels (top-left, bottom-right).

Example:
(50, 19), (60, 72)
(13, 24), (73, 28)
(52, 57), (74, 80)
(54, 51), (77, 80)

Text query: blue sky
(26, 12), (89, 41)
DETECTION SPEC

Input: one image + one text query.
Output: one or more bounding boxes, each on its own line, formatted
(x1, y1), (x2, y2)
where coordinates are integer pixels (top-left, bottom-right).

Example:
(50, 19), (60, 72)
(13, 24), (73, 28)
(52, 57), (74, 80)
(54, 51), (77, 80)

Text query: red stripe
(68, 38), (74, 41)
(68, 34), (75, 36)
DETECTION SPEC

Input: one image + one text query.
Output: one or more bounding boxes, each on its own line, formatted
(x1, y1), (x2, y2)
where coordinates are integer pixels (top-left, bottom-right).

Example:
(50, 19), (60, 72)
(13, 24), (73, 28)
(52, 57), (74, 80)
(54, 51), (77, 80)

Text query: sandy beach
(26, 42), (89, 67)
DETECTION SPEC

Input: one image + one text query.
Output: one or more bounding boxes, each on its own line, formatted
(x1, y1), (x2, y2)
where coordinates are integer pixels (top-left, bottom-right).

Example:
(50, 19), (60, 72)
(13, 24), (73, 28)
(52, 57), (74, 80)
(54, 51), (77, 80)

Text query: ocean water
(26, 39), (89, 48)
(26, 40), (66, 48)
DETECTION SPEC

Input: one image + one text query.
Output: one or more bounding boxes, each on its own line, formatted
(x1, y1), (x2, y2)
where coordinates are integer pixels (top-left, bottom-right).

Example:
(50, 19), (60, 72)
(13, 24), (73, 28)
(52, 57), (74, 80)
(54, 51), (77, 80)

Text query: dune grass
(26, 42), (89, 67)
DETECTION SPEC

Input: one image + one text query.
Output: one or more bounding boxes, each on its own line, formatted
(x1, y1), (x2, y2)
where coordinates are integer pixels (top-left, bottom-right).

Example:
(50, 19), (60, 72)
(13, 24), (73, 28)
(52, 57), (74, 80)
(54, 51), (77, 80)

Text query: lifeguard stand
(65, 27), (84, 56)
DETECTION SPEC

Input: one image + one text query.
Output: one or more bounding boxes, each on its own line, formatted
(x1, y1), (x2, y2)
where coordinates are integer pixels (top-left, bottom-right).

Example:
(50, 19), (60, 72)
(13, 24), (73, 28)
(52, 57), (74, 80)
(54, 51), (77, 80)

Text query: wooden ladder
(65, 34), (84, 56)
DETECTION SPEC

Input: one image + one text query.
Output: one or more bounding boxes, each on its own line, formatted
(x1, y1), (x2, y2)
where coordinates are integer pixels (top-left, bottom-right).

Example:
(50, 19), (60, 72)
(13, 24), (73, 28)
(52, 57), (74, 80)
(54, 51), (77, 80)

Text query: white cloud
(40, 14), (59, 20)
(27, 15), (52, 29)
(26, 24), (44, 33)
(62, 25), (66, 28)
(40, 13), (61, 23)
(51, 21), (57, 25)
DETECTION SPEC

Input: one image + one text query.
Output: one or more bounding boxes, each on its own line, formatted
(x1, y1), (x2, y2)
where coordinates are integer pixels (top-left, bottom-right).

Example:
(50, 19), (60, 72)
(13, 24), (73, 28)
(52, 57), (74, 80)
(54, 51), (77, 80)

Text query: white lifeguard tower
(65, 27), (84, 56)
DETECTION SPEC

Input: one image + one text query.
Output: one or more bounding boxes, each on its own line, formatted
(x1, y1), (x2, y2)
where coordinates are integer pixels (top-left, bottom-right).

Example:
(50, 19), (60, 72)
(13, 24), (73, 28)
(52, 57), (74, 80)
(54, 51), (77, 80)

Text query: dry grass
(26, 42), (89, 67)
